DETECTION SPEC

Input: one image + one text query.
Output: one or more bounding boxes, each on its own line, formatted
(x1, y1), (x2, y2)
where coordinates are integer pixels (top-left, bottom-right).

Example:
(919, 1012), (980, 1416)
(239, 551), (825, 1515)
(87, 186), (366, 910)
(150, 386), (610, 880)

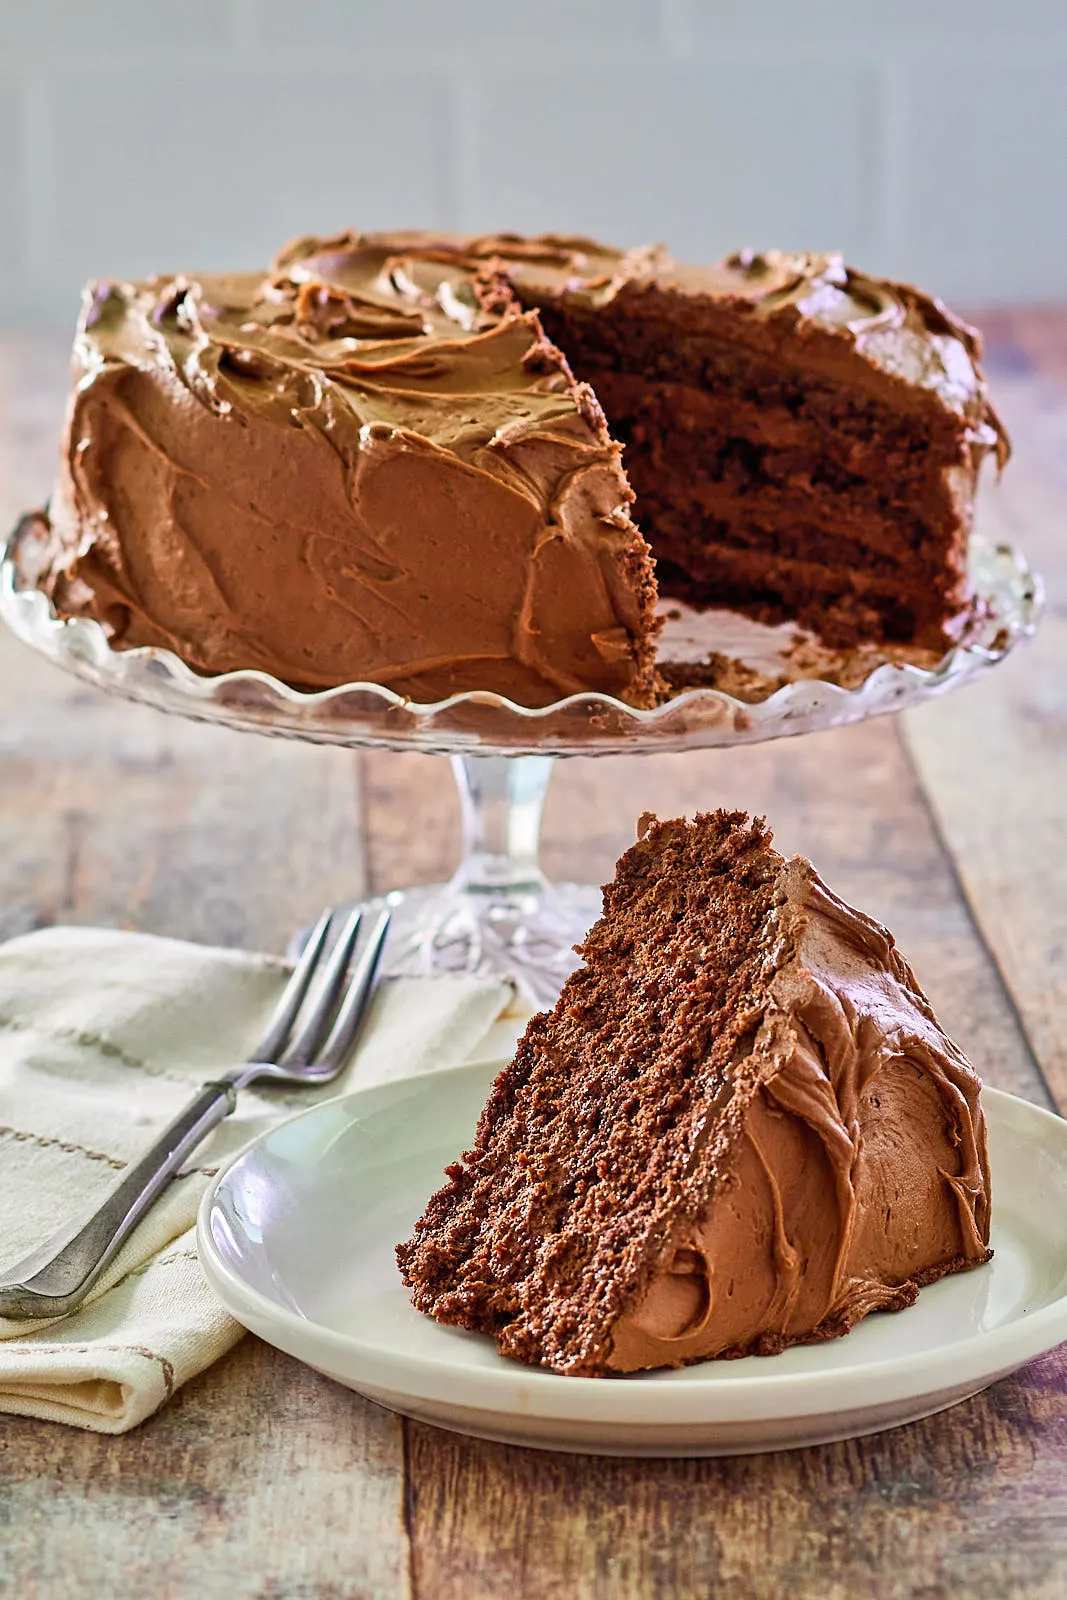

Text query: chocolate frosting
(360, 233), (1006, 461)
(607, 860), (990, 1370)
(31, 235), (661, 706)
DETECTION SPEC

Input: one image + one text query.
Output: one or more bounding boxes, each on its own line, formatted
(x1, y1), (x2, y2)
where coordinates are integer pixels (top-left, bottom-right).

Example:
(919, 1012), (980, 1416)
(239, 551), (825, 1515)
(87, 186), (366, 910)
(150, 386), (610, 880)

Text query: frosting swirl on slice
(607, 864), (991, 1369)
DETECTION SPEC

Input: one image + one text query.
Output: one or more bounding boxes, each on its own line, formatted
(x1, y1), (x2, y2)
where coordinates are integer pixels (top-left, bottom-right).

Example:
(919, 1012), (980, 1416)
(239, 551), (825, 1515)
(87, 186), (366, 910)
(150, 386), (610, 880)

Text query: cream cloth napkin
(0, 925), (526, 1433)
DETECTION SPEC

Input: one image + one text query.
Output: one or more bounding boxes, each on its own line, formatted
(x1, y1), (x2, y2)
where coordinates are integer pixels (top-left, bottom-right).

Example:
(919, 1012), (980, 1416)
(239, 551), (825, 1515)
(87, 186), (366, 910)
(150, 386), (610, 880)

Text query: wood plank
(0, 625), (367, 952)
(905, 316), (1067, 1108)
(0, 1339), (411, 1600)
(406, 1353), (1067, 1600)
(361, 750), (462, 895)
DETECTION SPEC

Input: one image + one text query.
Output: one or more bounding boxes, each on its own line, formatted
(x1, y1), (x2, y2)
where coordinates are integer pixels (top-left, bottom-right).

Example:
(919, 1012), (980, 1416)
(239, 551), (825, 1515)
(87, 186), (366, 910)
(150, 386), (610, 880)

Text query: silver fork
(0, 906), (390, 1321)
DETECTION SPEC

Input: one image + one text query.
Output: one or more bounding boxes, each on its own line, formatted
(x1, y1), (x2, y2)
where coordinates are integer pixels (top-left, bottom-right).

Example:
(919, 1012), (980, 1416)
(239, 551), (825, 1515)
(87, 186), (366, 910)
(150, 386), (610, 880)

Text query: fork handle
(0, 1079), (238, 1320)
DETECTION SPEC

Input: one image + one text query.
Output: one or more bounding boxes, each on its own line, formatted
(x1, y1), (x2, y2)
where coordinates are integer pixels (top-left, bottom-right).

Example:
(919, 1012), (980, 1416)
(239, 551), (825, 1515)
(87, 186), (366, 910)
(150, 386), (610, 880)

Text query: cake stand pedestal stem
(448, 754), (552, 900)
(358, 752), (600, 1011)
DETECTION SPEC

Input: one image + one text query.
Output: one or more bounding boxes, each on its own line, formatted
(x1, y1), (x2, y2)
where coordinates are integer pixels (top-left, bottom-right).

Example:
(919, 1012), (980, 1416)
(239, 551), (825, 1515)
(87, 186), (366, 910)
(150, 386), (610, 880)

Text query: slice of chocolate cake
(397, 812), (991, 1375)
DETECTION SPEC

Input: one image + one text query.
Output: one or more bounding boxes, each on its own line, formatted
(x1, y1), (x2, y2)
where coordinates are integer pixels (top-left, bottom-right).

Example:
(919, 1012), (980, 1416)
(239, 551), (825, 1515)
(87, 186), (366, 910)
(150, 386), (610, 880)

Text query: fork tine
(281, 907), (365, 1066)
(314, 910), (391, 1076)
(252, 908), (334, 1064)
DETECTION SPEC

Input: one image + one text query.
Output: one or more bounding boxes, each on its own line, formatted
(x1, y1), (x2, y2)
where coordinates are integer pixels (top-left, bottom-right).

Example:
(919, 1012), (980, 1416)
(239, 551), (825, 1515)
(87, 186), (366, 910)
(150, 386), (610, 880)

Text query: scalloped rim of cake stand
(0, 529), (1042, 758)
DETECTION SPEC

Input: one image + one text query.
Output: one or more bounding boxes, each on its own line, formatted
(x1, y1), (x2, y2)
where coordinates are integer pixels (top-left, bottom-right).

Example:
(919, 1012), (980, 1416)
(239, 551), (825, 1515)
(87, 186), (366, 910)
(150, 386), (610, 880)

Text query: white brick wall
(1, 0), (1065, 328)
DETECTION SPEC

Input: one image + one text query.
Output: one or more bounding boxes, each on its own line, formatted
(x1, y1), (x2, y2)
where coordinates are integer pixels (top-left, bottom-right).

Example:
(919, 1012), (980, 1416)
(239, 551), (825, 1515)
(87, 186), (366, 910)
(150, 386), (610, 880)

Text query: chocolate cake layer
(525, 251), (1008, 656)
(397, 812), (991, 1375)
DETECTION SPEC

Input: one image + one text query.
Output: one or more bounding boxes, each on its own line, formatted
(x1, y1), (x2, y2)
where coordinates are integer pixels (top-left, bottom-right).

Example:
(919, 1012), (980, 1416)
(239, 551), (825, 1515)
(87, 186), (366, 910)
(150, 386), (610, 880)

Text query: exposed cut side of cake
(396, 811), (992, 1375)
(502, 240), (1009, 665)
(24, 230), (1008, 707)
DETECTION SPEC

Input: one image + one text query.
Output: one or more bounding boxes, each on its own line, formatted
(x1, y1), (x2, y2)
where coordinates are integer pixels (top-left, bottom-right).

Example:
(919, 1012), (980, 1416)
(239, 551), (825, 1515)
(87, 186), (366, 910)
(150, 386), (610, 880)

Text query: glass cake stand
(0, 526), (1042, 1006)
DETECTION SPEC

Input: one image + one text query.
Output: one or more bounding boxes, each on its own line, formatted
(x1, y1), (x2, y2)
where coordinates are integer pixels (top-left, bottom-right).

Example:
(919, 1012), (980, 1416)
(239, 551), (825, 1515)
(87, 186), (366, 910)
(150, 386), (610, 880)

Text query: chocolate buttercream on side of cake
(396, 811), (991, 1376)
(26, 237), (662, 707)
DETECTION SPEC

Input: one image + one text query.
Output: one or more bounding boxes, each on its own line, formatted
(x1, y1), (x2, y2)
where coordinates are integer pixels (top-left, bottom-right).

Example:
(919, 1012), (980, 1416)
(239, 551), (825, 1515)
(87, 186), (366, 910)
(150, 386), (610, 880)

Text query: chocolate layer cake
(24, 231), (1007, 706)
(397, 812), (991, 1375)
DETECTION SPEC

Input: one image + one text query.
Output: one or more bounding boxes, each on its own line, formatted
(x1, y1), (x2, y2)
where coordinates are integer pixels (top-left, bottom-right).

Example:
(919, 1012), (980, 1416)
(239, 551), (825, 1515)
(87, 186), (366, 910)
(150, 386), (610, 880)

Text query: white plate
(197, 1062), (1067, 1457)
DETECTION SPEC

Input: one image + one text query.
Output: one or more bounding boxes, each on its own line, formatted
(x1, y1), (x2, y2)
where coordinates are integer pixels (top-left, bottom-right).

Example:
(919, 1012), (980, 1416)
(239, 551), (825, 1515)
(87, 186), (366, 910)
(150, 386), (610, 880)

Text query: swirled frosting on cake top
(287, 231), (1005, 448)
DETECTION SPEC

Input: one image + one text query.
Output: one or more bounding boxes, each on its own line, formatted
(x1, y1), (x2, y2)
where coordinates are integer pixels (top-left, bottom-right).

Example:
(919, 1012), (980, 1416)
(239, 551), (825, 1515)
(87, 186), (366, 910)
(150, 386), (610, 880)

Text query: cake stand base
(345, 878), (601, 1010)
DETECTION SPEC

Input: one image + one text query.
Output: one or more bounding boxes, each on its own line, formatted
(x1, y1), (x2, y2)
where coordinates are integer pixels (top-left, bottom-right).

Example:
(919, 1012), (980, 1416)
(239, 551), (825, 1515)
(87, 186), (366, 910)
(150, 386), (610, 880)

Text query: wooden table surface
(0, 313), (1065, 1599)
